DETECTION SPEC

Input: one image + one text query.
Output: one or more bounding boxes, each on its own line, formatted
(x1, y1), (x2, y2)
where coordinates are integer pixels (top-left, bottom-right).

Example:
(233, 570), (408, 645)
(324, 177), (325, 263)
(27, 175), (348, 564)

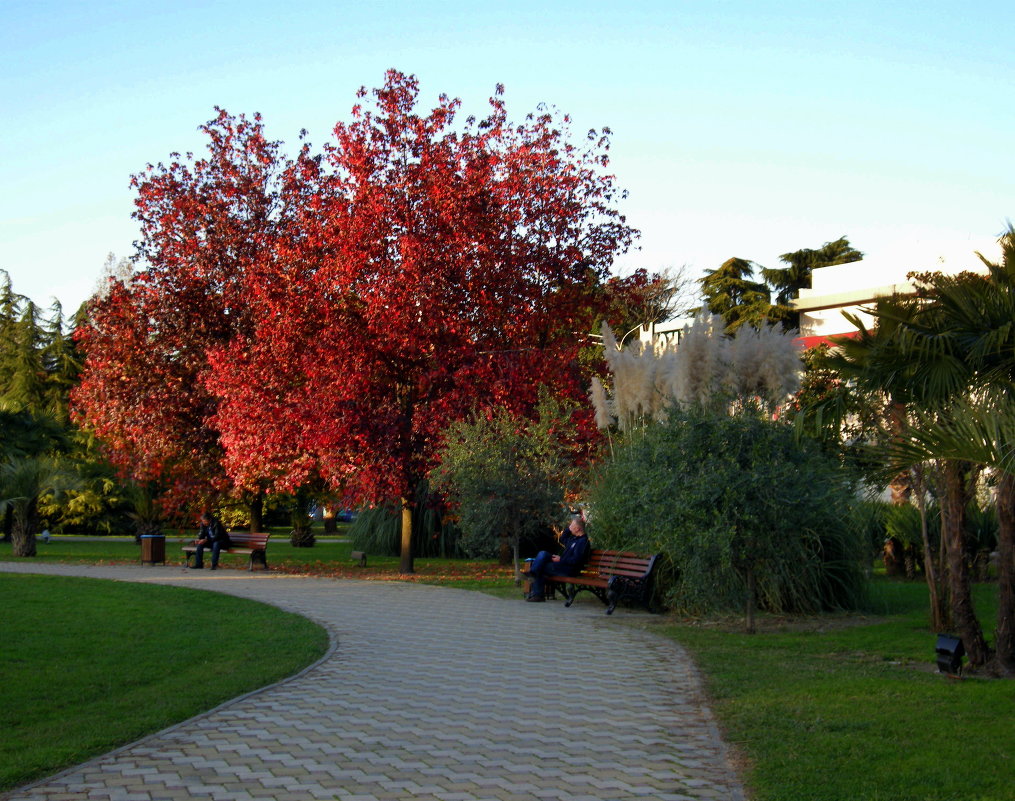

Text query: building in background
(792, 240), (998, 348)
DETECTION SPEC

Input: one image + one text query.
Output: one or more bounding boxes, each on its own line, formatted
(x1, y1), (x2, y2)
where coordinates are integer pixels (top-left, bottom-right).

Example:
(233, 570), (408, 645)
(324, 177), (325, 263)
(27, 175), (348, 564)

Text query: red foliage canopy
(74, 71), (637, 541)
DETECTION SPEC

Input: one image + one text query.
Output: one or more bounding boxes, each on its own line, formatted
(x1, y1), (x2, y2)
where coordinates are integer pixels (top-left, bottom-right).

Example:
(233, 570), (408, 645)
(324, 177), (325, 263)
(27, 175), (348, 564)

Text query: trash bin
(140, 534), (166, 566)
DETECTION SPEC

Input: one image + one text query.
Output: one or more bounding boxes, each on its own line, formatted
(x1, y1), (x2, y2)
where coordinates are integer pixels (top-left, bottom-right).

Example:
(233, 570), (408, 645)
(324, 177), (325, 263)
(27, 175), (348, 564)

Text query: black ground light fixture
(935, 634), (965, 675)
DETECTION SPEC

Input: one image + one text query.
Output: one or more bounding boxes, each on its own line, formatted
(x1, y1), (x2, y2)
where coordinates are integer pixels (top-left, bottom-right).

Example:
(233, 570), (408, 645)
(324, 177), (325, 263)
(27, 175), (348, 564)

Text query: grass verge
(643, 579), (1013, 801)
(0, 573), (328, 793)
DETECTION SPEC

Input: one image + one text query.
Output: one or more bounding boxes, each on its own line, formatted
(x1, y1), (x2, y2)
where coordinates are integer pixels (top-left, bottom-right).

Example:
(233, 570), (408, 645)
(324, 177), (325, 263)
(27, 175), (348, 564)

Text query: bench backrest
(581, 549), (657, 579)
(227, 532), (271, 549)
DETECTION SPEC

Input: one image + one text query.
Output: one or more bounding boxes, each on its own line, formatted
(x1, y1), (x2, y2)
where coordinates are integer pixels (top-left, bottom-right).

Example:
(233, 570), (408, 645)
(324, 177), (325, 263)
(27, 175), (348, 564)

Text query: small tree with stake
(432, 393), (576, 582)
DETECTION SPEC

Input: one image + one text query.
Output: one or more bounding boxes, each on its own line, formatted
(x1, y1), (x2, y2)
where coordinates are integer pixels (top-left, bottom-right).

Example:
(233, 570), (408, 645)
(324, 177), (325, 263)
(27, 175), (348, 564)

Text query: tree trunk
(248, 492), (263, 533)
(11, 498), (38, 557)
(498, 531), (512, 565)
(942, 461), (990, 668)
(512, 530), (522, 587)
(915, 466), (947, 631)
(994, 472), (1015, 676)
(1, 506), (11, 543)
(399, 497), (414, 574)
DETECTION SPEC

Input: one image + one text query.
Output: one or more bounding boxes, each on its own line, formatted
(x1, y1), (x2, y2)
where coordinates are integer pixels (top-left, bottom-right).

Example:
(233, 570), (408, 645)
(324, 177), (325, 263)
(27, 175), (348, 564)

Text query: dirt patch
(636, 610), (888, 634)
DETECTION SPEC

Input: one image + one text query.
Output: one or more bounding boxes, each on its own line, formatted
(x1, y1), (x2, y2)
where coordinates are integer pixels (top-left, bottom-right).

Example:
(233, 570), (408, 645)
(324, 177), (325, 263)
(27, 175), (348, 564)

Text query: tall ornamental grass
(590, 314), (802, 430)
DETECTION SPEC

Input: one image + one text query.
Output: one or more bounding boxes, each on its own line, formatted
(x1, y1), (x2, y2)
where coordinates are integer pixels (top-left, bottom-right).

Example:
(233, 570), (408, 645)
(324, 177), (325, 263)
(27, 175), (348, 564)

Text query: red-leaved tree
(205, 71), (636, 571)
(76, 72), (635, 568)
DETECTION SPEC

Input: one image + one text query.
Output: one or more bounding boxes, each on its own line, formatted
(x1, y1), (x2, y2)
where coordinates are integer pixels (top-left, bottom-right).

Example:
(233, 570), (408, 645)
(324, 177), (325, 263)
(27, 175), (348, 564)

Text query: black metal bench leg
(605, 588), (619, 615)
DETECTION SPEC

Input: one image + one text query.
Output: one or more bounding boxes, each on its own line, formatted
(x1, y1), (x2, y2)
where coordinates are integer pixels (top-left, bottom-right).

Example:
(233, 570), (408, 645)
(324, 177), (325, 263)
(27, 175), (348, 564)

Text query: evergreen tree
(763, 236), (863, 329)
(3, 301), (47, 411)
(0, 271), (25, 399)
(40, 301), (80, 423)
(699, 257), (772, 333)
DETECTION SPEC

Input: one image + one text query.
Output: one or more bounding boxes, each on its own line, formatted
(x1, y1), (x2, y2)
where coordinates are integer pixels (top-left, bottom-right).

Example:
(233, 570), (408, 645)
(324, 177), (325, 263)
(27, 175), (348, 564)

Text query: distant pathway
(1, 562), (744, 801)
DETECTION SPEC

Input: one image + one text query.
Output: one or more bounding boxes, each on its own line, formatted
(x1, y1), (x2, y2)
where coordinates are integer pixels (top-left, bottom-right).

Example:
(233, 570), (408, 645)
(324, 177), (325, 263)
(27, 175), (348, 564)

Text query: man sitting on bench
(190, 512), (231, 570)
(523, 515), (590, 602)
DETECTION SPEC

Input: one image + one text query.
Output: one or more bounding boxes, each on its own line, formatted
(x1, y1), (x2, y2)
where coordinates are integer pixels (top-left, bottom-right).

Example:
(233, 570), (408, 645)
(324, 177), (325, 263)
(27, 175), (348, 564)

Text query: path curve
(1, 562), (745, 801)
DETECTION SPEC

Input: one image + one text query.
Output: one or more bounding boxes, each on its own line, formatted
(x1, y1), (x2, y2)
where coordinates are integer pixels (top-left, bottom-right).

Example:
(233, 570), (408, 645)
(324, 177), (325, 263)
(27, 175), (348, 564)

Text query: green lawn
(0, 573), (328, 793)
(648, 580), (1013, 801)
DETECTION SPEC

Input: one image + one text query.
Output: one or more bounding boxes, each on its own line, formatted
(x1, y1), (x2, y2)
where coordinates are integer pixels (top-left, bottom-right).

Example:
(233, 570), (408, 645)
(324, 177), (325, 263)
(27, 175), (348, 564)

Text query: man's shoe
(210, 566), (218, 571)
(525, 594), (545, 602)
(190, 565), (203, 570)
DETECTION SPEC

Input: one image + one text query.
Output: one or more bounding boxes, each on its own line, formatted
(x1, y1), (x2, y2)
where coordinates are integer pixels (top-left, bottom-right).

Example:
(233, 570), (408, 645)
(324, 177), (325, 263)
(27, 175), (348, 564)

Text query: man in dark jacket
(191, 512), (231, 570)
(524, 515), (590, 602)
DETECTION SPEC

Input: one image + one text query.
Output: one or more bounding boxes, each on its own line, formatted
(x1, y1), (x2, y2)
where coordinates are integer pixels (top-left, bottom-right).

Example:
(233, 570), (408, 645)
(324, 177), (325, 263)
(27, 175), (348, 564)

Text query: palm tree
(0, 456), (76, 557)
(807, 286), (991, 663)
(888, 392), (1015, 675)
(884, 225), (1015, 674)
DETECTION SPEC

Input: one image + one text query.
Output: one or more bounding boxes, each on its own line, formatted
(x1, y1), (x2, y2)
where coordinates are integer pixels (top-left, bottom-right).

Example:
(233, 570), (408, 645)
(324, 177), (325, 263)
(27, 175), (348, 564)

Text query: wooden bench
(182, 532), (271, 571)
(545, 549), (659, 615)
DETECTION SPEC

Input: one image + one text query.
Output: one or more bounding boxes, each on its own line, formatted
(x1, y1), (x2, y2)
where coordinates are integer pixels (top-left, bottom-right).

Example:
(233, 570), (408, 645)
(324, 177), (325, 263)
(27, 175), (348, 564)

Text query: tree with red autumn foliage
(75, 71), (635, 570)
(206, 71), (636, 571)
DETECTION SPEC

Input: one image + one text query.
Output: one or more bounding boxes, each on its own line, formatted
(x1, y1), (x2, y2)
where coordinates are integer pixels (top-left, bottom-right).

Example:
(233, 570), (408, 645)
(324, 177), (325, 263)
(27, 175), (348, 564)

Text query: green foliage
(0, 407), (69, 461)
(883, 500), (927, 549)
(0, 273), (119, 538)
(349, 480), (463, 558)
(850, 498), (890, 565)
(1, 456), (81, 555)
(587, 408), (867, 615)
(431, 393), (573, 560)
(699, 257), (772, 333)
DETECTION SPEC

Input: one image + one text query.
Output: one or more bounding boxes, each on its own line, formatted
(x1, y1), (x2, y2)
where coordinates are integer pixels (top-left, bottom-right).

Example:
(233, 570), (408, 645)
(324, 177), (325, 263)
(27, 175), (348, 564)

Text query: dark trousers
(527, 550), (573, 597)
(193, 540), (223, 568)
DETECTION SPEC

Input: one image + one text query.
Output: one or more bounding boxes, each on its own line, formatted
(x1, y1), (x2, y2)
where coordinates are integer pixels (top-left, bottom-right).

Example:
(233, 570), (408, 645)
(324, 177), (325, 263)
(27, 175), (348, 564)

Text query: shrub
(349, 481), (463, 558)
(289, 527), (316, 548)
(431, 394), (574, 565)
(586, 407), (867, 622)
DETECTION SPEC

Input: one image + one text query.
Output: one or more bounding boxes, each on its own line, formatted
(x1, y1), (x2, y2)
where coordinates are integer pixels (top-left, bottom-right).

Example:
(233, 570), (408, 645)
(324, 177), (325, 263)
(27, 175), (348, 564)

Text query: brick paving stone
(1, 562), (745, 801)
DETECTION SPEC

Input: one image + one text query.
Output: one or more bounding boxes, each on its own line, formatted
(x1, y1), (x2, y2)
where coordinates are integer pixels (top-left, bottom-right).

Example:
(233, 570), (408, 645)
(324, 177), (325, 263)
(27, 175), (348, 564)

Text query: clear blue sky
(2, 0), (1013, 312)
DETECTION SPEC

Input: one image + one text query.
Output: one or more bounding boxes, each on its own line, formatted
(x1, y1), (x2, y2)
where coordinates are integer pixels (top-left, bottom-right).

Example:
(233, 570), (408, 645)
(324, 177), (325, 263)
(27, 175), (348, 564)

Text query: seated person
(524, 515), (590, 602)
(190, 512), (231, 570)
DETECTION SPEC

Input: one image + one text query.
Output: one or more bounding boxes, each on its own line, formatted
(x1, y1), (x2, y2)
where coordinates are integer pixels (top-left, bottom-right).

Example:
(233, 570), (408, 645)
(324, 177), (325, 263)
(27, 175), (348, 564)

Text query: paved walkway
(1, 562), (745, 801)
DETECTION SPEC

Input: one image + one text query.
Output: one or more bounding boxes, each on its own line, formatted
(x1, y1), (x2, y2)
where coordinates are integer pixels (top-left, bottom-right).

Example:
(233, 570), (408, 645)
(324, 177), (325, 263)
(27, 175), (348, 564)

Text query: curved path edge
(1, 562), (746, 801)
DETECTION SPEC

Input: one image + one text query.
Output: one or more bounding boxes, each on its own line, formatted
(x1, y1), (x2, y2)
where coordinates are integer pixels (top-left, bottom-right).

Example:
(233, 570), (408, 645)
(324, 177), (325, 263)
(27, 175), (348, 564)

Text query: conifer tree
(3, 301), (47, 411)
(39, 302), (80, 423)
(699, 257), (772, 333)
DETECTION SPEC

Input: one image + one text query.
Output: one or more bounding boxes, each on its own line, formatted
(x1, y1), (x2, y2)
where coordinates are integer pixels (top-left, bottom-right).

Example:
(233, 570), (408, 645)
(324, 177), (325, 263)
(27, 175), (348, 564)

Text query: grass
(2, 538), (1012, 800)
(643, 579), (1014, 801)
(0, 573), (328, 793)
